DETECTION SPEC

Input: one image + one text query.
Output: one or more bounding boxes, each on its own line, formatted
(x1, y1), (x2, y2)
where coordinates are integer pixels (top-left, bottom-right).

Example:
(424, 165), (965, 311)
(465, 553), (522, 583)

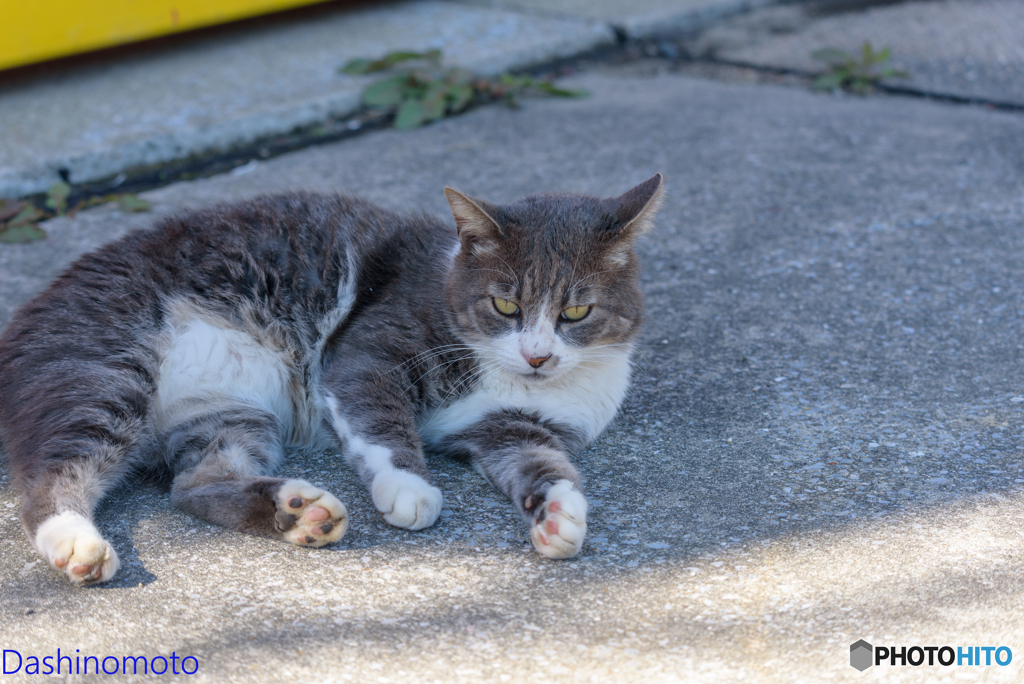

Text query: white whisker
(380, 343), (474, 376)
(399, 352), (478, 396)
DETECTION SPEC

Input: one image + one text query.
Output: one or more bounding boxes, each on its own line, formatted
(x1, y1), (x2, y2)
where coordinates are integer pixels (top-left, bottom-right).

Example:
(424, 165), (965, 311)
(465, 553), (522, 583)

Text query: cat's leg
(167, 403), (348, 546)
(23, 452), (136, 585)
(324, 394), (443, 530)
(444, 410), (588, 559)
(321, 362), (442, 531)
(13, 399), (154, 585)
(10, 379), (154, 584)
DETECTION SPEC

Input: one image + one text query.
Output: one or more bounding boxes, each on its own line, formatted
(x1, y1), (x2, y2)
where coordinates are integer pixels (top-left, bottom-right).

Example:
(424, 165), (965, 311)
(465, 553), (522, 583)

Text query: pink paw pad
(305, 506), (329, 522)
(277, 480), (348, 547)
(70, 563), (104, 581)
(529, 480), (588, 559)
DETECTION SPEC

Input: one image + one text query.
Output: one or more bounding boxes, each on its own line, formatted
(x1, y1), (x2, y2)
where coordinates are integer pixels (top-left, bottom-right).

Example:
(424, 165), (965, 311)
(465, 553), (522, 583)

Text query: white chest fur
(418, 345), (634, 446)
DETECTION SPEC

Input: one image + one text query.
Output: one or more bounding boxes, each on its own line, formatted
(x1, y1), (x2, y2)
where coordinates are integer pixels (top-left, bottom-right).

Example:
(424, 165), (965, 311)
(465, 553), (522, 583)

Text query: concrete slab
(2, 67), (1024, 682)
(0, 0), (614, 198)
(705, 0), (1024, 105)
(456, 0), (777, 38)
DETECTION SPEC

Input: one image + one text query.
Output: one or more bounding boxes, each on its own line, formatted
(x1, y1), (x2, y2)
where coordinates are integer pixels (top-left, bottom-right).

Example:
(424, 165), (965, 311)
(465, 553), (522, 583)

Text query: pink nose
(526, 355), (551, 369)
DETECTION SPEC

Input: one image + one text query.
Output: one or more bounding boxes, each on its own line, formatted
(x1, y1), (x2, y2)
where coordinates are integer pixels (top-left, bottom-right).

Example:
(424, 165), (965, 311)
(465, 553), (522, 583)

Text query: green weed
(340, 49), (586, 130)
(812, 42), (909, 95)
(0, 199), (45, 244)
(0, 184), (150, 244)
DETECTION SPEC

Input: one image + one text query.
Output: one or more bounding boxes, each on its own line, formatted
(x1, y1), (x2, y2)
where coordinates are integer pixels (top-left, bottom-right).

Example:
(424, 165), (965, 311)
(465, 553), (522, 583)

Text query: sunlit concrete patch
(2, 471), (1022, 683)
(593, 492), (1024, 682)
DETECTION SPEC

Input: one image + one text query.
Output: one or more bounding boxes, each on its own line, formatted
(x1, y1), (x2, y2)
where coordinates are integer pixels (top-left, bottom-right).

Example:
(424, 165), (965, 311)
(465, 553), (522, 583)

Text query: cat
(0, 174), (662, 585)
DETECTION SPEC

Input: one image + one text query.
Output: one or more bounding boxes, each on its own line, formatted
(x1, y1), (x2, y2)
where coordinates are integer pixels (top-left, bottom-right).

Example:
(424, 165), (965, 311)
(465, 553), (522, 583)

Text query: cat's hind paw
(35, 512), (120, 585)
(371, 469), (443, 531)
(529, 480), (587, 559)
(276, 479), (348, 547)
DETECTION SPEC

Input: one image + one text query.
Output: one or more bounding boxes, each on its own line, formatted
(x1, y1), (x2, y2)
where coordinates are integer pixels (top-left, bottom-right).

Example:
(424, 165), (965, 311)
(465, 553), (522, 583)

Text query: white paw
(530, 480), (587, 559)
(277, 479), (348, 546)
(371, 469), (443, 530)
(35, 512), (120, 585)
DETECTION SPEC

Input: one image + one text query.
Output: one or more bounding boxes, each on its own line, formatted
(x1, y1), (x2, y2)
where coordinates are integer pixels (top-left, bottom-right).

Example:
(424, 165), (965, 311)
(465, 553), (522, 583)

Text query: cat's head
(443, 174), (663, 383)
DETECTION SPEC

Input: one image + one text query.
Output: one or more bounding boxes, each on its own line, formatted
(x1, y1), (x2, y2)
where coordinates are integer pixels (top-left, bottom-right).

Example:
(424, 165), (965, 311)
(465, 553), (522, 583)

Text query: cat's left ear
(603, 173), (664, 265)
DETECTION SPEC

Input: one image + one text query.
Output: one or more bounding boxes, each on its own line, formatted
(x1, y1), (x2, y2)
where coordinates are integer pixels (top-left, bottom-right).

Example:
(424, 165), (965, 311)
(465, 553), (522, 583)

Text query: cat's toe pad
(35, 512), (119, 585)
(371, 469), (443, 531)
(530, 480), (587, 559)
(276, 479), (348, 546)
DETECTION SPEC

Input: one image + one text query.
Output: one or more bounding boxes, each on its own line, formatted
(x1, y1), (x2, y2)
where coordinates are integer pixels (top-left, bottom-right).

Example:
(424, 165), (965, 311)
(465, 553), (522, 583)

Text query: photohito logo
(849, 640), (1012, 671)
(850, 640), (873, 672)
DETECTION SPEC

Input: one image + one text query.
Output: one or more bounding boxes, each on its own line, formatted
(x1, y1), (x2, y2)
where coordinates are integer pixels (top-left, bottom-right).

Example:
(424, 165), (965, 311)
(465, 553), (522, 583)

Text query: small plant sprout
(812, 42), (909, 95)
(0, 199), (45, 244)
(0, 185), (150, 245)
(44, 182), (71, 216)
(340, 49), (587, 130)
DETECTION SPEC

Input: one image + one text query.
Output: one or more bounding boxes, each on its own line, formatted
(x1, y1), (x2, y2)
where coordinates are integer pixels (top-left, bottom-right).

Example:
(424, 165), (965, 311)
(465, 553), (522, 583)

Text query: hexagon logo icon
(850, 639), (873, 671)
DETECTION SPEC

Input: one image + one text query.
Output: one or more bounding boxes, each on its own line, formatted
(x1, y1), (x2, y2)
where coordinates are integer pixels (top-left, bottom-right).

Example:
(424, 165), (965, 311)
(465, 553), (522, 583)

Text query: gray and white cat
(0, 174), (662, 585)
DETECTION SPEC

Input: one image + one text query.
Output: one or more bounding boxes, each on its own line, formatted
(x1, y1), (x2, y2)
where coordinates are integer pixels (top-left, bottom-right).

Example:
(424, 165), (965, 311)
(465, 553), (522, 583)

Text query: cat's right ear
(444, 187), (503, 256)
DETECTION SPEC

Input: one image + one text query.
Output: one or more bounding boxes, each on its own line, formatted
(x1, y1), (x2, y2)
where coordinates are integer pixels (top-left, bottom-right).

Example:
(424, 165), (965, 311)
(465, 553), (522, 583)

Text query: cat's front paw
(529, 480), (587, 559)
(275, 479), (348, 546)
(35, 512), (120, 585)
(371, 469), (443, 530)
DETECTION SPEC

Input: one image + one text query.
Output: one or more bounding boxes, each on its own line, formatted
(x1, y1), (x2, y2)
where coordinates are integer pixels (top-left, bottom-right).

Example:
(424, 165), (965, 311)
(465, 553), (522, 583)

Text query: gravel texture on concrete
(705, 0), (1024, 105)
(2, 64), (1023, 682)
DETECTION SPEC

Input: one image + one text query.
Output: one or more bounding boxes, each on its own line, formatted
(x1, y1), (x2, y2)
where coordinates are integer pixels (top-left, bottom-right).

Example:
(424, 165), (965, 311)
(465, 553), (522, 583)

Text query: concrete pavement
(1, 0), (614, 199)
(695, 0), (1024, 106)
(0, 0), (774, 199)
(3, 0), (1019, 200)
(2, 1), (1024, 682)
(456, 0), (777, 39)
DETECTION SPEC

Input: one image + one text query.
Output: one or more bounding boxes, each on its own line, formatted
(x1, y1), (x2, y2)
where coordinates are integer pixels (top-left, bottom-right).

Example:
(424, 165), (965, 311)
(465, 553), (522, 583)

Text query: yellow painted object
(0, 0), (334, 71)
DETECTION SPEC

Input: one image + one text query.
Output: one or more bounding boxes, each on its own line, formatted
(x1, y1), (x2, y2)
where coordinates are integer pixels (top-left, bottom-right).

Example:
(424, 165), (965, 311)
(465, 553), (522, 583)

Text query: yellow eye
(493, 297), (520, 316)
(561, 305), (591, 321)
